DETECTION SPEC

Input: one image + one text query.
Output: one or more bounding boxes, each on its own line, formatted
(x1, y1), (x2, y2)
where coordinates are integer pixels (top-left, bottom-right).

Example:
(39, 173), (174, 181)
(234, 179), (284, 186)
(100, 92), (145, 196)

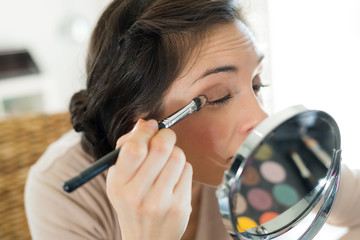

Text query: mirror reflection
(228, 110), (340, 237)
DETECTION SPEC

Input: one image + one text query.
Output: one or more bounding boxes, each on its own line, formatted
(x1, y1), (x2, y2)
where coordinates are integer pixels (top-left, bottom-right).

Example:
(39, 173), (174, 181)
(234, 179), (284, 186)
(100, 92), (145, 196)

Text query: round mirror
(217, 105), (341, 240)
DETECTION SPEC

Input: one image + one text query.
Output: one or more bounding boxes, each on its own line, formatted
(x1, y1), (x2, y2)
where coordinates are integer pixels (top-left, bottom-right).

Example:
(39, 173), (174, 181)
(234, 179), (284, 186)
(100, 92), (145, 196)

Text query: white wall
(0, 0), (110, 114)
(267, 0), (360, 169)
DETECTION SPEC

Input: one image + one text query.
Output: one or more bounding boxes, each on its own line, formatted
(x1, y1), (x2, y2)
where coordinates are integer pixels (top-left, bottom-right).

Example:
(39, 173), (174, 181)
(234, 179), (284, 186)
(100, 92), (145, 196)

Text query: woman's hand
(106, 119), (193, 240)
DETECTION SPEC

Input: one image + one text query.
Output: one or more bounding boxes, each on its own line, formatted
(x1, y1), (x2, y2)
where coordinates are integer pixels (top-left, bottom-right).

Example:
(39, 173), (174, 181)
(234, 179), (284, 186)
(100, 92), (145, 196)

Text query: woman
(25, 0), (360, 239)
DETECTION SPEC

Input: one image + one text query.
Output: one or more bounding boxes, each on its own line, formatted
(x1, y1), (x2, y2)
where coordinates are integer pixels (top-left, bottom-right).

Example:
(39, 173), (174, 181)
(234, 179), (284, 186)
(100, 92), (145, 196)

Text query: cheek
(173, 115), (227, 156)
(172, 113), (236, 186)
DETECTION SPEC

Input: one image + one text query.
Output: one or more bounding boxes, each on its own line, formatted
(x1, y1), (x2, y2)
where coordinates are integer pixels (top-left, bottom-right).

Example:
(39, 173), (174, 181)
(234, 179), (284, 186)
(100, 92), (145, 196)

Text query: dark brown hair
(70, 0), (243, 159)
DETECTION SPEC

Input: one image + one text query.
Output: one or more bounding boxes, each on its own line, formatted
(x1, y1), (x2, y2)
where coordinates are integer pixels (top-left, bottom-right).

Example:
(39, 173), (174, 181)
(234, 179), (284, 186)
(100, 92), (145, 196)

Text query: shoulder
(25, 130), (121, 239)
(29, 130), (93, 179)
(26, 130), (95, 193)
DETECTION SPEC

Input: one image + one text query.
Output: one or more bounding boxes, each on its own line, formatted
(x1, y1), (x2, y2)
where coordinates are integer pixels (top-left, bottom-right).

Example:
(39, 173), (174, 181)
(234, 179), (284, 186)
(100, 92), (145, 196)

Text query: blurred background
(0, 0), (359, 239)
(0, 0), (110, 116)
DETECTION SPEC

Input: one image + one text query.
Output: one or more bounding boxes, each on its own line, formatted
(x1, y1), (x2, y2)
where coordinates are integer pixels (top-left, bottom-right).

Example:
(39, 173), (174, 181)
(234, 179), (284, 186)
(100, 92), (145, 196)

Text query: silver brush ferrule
(159, 95), (207, 129)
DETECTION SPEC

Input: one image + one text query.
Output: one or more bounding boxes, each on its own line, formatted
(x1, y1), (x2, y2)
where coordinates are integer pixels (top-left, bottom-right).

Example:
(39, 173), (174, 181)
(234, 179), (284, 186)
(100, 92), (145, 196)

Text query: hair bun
(69, 89), (88, 132)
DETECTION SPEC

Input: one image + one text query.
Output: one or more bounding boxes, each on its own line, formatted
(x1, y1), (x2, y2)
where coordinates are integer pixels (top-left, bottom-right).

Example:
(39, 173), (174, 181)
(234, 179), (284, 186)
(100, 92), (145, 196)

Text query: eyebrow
(192, 53), (265, 84)
(199, 66), (238, 80)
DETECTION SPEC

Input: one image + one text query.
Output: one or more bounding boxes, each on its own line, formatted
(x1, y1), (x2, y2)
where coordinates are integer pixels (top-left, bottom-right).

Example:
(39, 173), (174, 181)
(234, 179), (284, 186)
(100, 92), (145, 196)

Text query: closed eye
(253, 84), (269, 95)
(207, 94), (233, 106)
(252, 73), (269, 96)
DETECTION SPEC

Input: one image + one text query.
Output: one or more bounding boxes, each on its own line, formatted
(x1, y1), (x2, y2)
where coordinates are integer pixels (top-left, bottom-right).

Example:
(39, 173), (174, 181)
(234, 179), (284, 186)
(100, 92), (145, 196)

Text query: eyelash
(207, 94), (233, 106)
(253, 84), (269, 95)
(206, 84), (269, 106)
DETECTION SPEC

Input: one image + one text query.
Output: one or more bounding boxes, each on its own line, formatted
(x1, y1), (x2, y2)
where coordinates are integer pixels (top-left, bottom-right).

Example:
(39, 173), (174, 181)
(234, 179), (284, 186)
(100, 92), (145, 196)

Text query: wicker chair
(0, 113), (72, 240)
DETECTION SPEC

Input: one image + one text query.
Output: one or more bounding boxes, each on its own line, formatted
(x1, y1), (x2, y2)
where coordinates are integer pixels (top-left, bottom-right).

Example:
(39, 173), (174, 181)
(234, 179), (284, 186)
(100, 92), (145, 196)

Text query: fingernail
(131, 119), (144, 133)
(146, 120), (158, 130)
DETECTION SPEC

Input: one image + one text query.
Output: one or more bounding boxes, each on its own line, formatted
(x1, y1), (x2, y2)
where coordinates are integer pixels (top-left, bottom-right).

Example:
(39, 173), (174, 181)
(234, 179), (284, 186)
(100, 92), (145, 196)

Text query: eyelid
(206, 94), (233, 106)
(252, 73), (269, 89)
(252, 83), (270, 94)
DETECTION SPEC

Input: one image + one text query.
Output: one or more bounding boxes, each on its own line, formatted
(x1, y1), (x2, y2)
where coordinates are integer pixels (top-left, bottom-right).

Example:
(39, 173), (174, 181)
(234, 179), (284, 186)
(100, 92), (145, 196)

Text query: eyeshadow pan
(234, 194), (247, 215)
(254, 143), (273, 160)
(259, 211), (279, 224)
(236, 216), (258, 233)
(242, 166), (260, 186)
(273, 184), (299, 207)
(260, 161), (286, 183)
(247, 188), (273, 211)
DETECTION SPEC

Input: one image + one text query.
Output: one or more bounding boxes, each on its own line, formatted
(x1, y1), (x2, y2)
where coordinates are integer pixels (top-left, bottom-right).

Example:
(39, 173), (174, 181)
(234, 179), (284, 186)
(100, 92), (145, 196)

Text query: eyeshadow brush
(302, 135), (332, 169)
(63, 95), (207, 193)
(289, 150), (316, 190)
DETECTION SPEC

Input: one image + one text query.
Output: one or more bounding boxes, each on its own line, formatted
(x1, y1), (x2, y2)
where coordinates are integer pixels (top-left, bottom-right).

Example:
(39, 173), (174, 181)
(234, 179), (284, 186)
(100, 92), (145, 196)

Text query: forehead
(201, 20), (258, 58)
(178, 20), (261, 81)
(162, 20), (261, 112)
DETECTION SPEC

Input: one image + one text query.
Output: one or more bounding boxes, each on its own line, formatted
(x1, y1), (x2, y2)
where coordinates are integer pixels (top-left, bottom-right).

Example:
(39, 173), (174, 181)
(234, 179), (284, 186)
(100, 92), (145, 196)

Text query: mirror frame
(216, 105), (341, 240)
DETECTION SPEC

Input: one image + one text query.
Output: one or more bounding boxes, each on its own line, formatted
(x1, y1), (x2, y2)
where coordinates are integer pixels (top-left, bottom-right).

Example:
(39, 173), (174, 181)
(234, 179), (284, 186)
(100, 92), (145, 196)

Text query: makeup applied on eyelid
(202, 77), (269, 107)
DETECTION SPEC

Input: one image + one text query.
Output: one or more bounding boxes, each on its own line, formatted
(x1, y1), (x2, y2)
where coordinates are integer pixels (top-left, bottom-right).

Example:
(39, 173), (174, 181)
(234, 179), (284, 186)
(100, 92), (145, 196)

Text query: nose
(237, 95), (268, 135)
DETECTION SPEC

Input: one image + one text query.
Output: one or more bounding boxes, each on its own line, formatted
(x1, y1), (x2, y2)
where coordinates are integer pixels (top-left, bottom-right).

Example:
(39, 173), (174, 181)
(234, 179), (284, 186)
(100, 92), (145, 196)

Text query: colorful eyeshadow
(273, 184), (299, 207)
(234, 142), (304, 234)
(260, 161), (286, 183)
(236, 216), (258, 233)
(254, 143), (273, 160)
(242, 166), (260, 186)
(234, 194), (247, 215)
(247, 188), (273, 211)
(259, 211), (279, 224)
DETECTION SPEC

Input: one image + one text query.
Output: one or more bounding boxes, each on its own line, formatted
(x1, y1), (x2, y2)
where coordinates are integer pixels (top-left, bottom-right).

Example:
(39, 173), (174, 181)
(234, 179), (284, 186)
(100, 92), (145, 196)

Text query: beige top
(25, 131), (360, 239)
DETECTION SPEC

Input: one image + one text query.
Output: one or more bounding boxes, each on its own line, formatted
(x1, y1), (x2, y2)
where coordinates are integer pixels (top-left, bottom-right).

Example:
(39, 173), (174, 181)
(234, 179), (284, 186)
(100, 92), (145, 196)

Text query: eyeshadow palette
(232, 134), (330, 233)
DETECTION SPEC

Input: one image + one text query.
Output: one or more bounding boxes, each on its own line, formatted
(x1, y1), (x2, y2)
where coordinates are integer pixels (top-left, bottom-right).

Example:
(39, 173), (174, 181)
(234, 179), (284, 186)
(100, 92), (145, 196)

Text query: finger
(116, 132), (132, 148)
(173, 162), (193, 204)
(143, 147), (185, 209)
(130, 128), (177, 196)
(150, 147), (186, 197)
(116, 118), (146, 148)
(161, 163), (192, 225)
(111, 119), (158, 184)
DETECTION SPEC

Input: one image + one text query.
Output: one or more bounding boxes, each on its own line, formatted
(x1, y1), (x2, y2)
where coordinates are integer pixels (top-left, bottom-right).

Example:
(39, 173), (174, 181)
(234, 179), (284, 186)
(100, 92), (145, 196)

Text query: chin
(193, 166), (227, 187)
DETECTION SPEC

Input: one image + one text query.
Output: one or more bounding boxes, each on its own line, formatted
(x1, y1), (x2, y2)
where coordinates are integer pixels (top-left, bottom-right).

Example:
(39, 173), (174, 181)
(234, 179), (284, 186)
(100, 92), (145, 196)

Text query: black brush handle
(62, 122), (170, 193)
(62, 96), (206, 193)
(63, 148), (120, 192)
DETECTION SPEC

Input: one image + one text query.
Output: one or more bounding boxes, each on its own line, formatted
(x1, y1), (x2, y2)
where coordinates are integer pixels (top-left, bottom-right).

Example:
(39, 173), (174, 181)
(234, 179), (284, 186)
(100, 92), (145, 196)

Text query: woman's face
(160, 20), (268, 186)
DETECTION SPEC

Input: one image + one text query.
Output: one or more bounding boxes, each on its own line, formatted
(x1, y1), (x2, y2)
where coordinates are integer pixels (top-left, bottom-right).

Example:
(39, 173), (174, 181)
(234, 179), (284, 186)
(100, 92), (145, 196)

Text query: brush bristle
(193, 95), (207, 111)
